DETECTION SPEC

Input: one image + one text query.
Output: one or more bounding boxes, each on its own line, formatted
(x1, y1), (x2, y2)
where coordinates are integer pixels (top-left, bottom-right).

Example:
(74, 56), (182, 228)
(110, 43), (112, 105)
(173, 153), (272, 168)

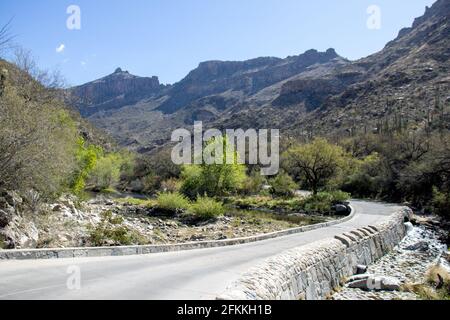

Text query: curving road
(0, 200), (403, 300)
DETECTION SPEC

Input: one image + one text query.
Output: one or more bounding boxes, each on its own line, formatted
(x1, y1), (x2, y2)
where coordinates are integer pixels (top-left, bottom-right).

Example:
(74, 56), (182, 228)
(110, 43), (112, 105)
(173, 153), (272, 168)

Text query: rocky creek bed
(1, 193), (337, 249)
(332, 222), (450, 300)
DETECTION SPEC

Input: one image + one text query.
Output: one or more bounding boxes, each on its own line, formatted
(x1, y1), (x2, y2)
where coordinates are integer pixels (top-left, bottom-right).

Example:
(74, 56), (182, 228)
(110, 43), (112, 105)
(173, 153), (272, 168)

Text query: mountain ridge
(67, 0), (449, 152)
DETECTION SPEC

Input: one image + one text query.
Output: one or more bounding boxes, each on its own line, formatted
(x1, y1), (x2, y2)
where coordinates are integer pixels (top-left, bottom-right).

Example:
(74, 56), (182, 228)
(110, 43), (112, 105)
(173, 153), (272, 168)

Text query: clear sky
(0, 0), (436, 86)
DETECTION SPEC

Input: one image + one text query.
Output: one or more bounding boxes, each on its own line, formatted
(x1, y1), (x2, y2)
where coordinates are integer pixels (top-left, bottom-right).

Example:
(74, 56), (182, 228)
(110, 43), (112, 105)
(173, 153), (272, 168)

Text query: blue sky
(0, 0), (436, 86)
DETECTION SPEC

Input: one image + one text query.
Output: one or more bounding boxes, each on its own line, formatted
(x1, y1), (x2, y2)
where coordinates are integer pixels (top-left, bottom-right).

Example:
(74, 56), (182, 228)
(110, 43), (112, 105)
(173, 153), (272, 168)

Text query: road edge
(217, 206), (411, 300)
(0, 206), (356, 261)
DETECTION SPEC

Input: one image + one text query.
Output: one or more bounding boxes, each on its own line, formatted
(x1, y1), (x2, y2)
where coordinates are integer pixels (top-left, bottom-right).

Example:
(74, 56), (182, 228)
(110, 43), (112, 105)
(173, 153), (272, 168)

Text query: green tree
(70, 138), (101, 194)
(89, 151), (135, 191)
(0, 59), (78, 196)
(181, 136), (246, 199)
(283, 138), (348, 194)
(342, 152), (383, 198)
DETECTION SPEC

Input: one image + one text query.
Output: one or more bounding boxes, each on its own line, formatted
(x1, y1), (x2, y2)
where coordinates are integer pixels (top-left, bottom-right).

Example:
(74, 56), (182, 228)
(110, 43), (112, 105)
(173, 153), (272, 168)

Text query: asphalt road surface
(0, 200), (402, 300)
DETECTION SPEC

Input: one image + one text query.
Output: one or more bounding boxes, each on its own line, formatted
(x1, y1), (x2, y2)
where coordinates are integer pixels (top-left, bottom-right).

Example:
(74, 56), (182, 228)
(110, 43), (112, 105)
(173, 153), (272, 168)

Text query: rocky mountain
(68, 0), (449, 152)
(217, 0), (449, 137)
(68, 48), (349, 151)
(157, 48), (341, 114)
(289, 0), (450, 137)
(68, 68), (168, 117)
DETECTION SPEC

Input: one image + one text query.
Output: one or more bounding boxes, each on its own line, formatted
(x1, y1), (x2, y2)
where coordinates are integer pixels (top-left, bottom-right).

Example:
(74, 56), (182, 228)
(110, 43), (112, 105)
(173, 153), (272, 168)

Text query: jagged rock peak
(326, 48), (337, 56)
(114, 67), (129, 74)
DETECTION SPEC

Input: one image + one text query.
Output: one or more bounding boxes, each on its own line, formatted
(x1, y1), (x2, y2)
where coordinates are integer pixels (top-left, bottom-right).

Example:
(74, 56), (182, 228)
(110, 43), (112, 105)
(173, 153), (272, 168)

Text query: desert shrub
(22, 189), (42, 214)
(124, 149), (181, 194)
(156, 192), (190, 214)
(0, 57), (79, 196)
(232, 195), (304, 212)
(142, 174), (161, 194)
(303, 191), (350, 214)
(228, 208), (325, 226)
(89, 154), (121, 191)
(190, 196), (224, 220)
(432, 187), (450, 218)
(269, 171), (297, 197)
(114, 197), (156, 207)
(180, 165), (203, 199)
(88, 211), (146, 246)
(328, 190), (351, 202)
(161, 178), (181, 193)
(341, 153), (383, 198)
(240, 171), (266, 195)
(141, 149), (181, 180)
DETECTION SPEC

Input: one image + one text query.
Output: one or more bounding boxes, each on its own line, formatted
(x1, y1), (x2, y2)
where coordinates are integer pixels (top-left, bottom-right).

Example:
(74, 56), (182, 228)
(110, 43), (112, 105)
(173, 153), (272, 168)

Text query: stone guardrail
(0, 207), (356, 260)
(217, 207), (410, 300)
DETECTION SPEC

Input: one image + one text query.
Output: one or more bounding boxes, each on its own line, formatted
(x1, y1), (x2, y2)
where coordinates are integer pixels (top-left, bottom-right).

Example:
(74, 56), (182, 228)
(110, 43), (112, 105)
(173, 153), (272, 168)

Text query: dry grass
(401, 283), (440, 300)
(402, 264), (450, 300)
(426, 264), (450, 285)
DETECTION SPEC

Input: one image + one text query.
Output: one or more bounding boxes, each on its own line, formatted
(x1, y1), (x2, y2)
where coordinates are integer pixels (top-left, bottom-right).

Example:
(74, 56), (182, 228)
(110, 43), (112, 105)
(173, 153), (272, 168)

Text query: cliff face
(156, 48), (341, 114)
(68, 68), (167, 116)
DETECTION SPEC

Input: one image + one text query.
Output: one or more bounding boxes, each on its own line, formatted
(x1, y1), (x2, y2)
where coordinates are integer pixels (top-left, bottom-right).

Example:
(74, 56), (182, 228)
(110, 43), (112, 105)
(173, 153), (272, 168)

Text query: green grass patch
(156, 192), (190, 214)
(231, 195), (304, 212)
(115, 197), (157, 207)
(189, 196), (224, 220)
(230, 191), (350, 214)
(87, 211), (148, 246)
(303, 191), (350, 214)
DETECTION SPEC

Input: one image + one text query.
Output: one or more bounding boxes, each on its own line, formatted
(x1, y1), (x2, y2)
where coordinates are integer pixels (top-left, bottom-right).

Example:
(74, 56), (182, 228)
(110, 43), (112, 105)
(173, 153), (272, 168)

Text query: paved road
(0, 200), (402, 300)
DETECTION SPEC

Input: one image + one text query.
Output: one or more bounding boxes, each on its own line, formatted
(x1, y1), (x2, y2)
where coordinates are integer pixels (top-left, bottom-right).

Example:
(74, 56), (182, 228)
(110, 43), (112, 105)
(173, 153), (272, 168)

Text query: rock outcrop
(67, 68), (168, 116)
(0, 191), (39, 249)
(156, 49), (341, 114)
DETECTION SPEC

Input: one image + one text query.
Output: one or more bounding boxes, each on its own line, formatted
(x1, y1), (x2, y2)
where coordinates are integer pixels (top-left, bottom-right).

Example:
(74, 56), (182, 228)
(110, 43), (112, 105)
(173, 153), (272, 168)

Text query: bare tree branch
(0, 18), (16, 55)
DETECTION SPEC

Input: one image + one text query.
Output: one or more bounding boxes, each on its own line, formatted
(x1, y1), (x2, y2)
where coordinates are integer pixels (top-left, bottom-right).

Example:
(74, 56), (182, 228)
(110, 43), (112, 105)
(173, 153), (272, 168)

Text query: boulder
(1, 190), (23, 208)
(356, 265), (368, 275)
(347, 274), (401, 291)
(52, 204), (64, 212)
(404, 222), (414, 233)
(333, 204), (350, 215)
(444, 251), (450, 263)
(0, 199), (16, 228)
(0, 209), (12, 228)
(1, 216), (39, 249)
(405, 241), (429, 252)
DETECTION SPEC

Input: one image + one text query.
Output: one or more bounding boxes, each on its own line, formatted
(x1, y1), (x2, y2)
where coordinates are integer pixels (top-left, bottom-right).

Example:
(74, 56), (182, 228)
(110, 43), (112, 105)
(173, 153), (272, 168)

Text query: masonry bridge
(0, 200), (408, 300)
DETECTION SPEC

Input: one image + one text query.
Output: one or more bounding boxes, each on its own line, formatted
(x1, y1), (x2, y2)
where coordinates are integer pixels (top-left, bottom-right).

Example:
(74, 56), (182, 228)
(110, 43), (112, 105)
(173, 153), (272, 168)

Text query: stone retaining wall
(217, 207), (410, 300)
(0, 208), (356, 260)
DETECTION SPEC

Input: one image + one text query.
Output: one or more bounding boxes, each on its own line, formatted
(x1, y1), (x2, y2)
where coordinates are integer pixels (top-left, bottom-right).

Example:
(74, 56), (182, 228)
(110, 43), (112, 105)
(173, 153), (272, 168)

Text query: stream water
(333, 224), (449, 300)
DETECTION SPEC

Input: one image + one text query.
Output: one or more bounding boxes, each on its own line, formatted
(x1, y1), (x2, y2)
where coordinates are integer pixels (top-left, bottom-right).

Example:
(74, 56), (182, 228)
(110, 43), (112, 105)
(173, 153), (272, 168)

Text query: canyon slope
(67, 0), (449, 152)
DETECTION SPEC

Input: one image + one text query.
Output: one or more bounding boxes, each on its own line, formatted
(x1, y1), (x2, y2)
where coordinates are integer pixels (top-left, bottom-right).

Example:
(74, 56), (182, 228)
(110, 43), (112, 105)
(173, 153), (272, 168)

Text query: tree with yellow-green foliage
(70, 137), (101, 194)
(283, 138), (349, 195)
(88, 151), (134, 192)
(181, 136), (246, 199)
